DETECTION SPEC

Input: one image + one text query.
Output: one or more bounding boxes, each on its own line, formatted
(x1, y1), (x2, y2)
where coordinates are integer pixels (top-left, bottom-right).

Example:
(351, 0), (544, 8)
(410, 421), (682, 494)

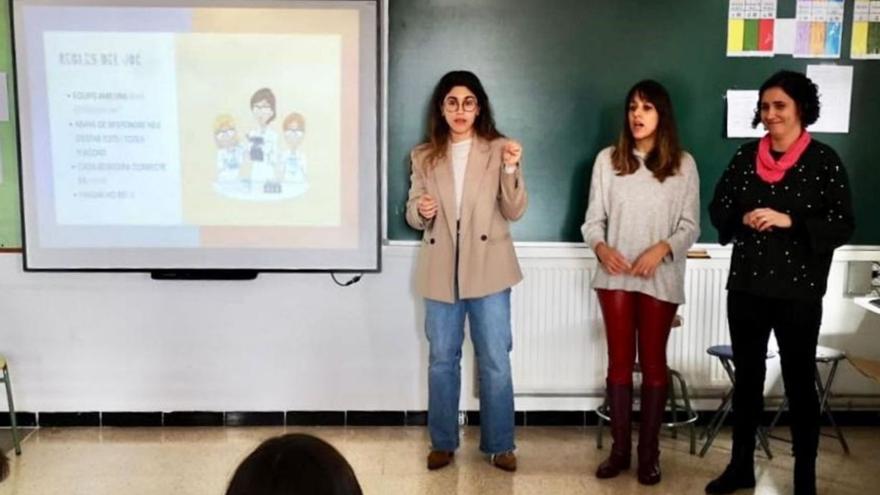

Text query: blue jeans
(425, 288), (515, 454)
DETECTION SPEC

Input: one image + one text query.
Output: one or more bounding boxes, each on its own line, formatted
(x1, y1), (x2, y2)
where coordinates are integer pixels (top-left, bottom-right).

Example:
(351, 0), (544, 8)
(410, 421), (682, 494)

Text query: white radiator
(511, 259), (732, 396)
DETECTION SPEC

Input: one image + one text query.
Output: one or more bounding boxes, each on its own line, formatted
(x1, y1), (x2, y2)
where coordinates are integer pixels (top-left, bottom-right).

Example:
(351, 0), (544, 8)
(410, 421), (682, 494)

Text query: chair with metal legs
(767, 345), (850, 454)
(1, 354), (21, 455)
(699, 345), (774, 458)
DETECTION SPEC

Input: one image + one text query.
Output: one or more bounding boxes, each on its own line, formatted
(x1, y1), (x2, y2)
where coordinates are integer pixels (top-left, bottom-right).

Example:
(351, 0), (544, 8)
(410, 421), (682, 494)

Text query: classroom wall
(2, 0), (879, 415)
(3, 244), (879, 413)
(387, 0), (880, 244)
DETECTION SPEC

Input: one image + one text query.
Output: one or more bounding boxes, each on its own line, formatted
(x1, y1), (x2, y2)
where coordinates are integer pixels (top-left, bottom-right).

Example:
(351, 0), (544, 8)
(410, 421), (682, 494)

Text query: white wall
(1, 244), (879, 413)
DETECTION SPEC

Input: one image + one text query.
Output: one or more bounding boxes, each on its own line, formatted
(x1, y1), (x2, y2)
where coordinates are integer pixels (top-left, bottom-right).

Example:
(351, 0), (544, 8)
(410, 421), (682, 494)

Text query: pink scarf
(756, 131), (812, 184)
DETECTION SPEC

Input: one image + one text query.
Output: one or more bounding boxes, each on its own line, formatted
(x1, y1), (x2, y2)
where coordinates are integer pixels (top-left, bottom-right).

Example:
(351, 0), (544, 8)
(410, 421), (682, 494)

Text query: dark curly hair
(752, 70), (820, 128)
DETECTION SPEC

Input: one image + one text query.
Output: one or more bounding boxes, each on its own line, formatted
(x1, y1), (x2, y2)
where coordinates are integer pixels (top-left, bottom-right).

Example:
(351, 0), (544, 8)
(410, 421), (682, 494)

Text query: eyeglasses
(284, 129), (305, 137)
(215, 128), (236, 138)
(443, 96), (478, 113)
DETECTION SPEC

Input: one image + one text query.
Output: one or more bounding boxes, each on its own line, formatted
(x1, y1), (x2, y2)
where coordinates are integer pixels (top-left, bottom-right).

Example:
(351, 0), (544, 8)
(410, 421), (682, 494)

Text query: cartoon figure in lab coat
(245, 88), (280, 193)
(213, 114), (246, 183)
(281, 112), (308, 188)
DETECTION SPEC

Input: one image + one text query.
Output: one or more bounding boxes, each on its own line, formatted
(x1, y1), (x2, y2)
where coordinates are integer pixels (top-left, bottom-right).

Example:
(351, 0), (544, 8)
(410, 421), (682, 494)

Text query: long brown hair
(611, 80), (682, 182)
(422, 71), (504, 166)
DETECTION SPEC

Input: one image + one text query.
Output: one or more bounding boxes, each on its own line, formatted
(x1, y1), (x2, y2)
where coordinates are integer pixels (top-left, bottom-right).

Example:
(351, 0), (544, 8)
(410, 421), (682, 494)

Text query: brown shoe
(427, 450), (454, 470)
(491, 451), (517, 472)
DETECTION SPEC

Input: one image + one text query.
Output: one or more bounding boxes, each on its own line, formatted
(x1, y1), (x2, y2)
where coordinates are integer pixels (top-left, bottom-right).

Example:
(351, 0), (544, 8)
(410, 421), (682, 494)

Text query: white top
(451, 139), (472, 219)
(581, 146), (701, 304)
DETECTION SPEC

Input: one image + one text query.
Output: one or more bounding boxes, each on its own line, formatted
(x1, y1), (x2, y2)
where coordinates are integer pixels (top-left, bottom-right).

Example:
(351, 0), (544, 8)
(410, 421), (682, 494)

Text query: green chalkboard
(387, 0), (880, 244)
(0, 1), (21, 248)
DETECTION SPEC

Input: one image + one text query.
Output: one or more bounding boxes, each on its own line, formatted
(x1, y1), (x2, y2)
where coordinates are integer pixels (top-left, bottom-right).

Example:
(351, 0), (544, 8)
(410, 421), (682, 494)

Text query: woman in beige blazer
(405, 70), (527, 472)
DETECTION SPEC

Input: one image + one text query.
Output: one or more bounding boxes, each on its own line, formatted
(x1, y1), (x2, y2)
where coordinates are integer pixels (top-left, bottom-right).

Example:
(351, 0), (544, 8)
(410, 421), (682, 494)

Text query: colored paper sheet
(794, 0), (843, 58)
(810, 21), (826, 55)
(728, 0), (775, 56)
(852, 22), (869, 56)
(870, 22), (880, 55)
(825, 22), (841, 55)
(860, 0), (880, 57)
(796, 20), (812, 53)
(0, 73), (7, 122)
(759, 18), (775, 50)
(744, 19), (760, 50)
(728, 18), (745, 52)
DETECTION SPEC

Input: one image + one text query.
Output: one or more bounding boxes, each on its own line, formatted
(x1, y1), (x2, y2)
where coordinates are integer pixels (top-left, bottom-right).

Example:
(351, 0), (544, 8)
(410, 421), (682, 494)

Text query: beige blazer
(405, 137), (528, 303)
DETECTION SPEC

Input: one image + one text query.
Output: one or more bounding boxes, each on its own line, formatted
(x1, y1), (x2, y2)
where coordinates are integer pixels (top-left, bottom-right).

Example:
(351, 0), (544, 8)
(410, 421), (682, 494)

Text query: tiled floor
(1, 426), (878, 494)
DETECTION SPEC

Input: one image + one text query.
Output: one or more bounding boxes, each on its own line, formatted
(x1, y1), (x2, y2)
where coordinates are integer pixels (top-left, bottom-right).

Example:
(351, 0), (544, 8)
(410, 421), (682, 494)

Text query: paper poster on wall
(726, 90), (765, 138)
(851, 0), (880, 59)
(806, 64), (853, 133)
(727, 0), (777, 57)
(774, 18), (797, 54)
(0, 72), (8, 122)
(794, 0), (844, 58)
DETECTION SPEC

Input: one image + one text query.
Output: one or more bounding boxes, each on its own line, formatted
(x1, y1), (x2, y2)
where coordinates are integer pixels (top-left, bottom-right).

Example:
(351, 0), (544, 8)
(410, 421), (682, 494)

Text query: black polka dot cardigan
(709, 139), (855, 300)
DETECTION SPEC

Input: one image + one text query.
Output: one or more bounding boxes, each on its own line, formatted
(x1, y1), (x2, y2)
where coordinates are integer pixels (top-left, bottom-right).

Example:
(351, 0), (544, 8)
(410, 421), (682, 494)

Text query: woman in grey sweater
(582, 80), (700, 485)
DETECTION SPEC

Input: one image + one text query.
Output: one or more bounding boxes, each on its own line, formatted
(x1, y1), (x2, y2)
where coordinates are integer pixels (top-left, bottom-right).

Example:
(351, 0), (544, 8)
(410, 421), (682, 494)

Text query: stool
(1, 354), (21, 455)
(596, 316), (699, 455)
(699, 345), (774, 458)
(767, 345), (850, 454)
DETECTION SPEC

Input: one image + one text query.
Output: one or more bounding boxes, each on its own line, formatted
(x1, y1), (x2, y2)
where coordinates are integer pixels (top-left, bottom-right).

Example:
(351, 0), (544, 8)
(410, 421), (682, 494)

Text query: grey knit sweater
(581, 147), (701, 304)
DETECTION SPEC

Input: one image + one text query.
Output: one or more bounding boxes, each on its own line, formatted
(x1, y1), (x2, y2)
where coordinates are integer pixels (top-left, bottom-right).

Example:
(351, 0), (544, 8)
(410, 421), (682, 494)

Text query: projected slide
(46, 31), (338, 225)
(14, 0), (379, 271)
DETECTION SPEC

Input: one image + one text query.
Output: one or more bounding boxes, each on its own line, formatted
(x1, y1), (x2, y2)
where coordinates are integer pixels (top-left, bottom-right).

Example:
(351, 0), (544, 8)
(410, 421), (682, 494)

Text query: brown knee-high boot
(637, 384), (667, 485)
(596, 383), (633, 478)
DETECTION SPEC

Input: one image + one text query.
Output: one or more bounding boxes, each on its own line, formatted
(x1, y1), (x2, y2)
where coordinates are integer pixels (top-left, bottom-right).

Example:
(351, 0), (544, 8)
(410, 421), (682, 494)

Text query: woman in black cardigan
(706, 71), (854, 495)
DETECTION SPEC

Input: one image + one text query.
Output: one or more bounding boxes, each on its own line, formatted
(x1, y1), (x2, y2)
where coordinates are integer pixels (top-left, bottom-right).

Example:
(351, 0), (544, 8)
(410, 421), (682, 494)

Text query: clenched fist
(503, 140), (523, 166)
(418, 194), (438, 220)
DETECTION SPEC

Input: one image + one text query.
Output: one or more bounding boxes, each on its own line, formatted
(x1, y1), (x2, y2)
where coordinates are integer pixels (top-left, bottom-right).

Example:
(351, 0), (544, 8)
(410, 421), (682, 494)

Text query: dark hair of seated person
(225, 433), (362, 495)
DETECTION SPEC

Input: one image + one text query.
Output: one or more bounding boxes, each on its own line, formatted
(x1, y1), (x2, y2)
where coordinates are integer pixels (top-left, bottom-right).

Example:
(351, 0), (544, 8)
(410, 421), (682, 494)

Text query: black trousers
(727, 290), (822, 462)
